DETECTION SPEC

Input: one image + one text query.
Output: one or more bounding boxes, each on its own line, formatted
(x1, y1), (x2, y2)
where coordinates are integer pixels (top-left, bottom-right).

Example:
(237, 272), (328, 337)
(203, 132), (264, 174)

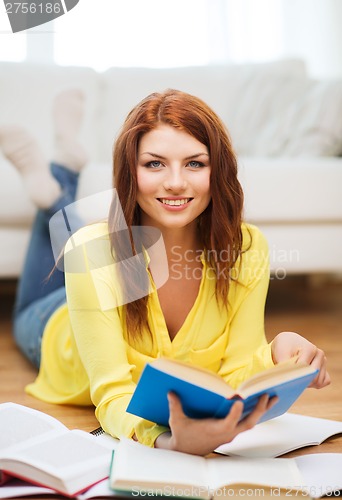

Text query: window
(53, 0), (211, 70)
(0, 0), (285, 69)
(1, 0), (341, 79)
(0, 9), (26, 61)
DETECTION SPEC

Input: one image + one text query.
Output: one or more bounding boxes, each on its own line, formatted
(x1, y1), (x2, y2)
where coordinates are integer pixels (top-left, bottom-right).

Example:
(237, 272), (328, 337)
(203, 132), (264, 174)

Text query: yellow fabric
(26, 222), (274, 447)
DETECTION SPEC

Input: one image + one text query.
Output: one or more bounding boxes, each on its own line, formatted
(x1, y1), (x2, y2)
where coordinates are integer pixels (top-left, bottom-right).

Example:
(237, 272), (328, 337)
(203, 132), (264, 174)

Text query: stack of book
(1, 356), (342, 499)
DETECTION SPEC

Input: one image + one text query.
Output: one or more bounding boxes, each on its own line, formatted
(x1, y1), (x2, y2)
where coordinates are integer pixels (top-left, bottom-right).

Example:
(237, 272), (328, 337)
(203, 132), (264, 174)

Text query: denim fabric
(13, 163), (80, 367)
(13, 287), (66, 368)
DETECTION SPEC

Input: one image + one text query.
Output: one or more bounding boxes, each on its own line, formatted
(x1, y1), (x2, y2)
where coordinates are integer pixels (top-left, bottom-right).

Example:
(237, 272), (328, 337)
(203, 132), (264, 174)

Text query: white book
(215, 413), (342, 457)
(2, 451), (342, 499)
(0, 479), (56, 499)
(0, 402), (118, 497)
(109, 438), (342, 499)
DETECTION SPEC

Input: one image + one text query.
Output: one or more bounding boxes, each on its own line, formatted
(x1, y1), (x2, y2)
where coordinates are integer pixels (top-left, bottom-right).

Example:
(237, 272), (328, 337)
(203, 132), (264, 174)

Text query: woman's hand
(271, 331), (330, 389)
(155, 392), (277, 456)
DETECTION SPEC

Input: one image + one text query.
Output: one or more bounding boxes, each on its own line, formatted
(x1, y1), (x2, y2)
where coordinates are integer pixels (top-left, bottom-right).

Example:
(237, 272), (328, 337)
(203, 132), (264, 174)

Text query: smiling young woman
(110, 90), (245, 343)
(1, 88), (330, 457)
(136, 124), (211, 227)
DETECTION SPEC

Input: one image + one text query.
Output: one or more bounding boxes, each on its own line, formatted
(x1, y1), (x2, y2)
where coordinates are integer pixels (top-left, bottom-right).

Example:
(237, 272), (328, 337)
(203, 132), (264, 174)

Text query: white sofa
(1, 59), (342, 278)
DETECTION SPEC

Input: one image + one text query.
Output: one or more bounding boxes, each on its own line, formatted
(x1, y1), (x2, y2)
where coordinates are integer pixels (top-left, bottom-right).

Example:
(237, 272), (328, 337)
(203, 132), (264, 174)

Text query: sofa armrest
(238, 157), (342, 223)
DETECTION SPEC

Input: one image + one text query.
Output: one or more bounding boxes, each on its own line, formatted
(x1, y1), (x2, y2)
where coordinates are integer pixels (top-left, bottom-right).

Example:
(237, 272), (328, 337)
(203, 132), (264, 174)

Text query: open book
(0, 477), (113, 499)
(127, 357), (318, 426)
(110, 438), (342, 499)
(215, 412), (342, 457)
(0, 403), (118, 497)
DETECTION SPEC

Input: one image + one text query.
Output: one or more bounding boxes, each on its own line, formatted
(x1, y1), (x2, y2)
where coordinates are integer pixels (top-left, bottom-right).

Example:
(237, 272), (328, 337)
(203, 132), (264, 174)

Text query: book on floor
(2, 449), (342, 499)
(0, 402), (118, 497)
(109, 438), (342, 499)
(0, 476), (115, 499)
(215, 412), (342, 457)
(126, 357), (318, 426)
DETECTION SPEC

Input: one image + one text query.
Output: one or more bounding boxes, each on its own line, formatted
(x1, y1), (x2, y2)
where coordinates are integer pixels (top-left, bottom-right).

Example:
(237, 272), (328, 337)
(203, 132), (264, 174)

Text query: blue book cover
(126, 358), (318, 427)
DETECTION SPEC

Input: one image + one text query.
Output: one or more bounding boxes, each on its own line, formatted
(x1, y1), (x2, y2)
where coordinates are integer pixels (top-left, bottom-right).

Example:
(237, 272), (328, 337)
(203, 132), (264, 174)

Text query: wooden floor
(264, 275), (342, 427)
(0, 282), (99, 432)
(1, 275), (342, 446)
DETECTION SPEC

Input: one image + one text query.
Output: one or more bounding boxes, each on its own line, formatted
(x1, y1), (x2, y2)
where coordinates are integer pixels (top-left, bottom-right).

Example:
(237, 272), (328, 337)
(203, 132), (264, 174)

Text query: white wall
(280, 0), (342, 79)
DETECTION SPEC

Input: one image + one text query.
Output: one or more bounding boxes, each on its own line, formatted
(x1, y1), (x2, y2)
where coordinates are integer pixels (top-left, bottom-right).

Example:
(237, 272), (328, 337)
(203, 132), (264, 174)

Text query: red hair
(109, 89), (244, 339)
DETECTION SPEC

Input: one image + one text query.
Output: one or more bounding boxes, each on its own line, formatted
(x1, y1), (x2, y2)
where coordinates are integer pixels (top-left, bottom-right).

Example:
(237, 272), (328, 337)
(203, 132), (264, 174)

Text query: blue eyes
(144, 160), (206, 169)
(146, 161), (162, 168)
(188, 161), (205, 168)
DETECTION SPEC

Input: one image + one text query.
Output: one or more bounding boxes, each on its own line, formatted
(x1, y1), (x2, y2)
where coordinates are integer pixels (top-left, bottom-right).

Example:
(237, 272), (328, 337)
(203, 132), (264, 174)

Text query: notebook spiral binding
(90, 426), (105, 436)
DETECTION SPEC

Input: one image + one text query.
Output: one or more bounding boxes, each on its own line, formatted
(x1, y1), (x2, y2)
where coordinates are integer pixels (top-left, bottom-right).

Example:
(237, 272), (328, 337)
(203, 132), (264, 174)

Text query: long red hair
(108, 89), (244, 340)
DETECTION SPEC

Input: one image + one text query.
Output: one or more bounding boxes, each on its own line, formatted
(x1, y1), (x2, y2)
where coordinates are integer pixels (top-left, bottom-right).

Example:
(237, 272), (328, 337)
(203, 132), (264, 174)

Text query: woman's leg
(14, 287), (67, 367)
(12, 165), (81, 368)
(0, 89), (86, 365)
(14, 162), (81, 313)
(0, 89), (87, 313)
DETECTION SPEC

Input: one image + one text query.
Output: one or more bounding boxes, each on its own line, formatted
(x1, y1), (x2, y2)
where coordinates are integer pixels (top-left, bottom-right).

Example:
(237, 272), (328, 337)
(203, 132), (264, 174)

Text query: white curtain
(206, 0), (283, 64)
(280, 0), (342, 79)
(0, 13), (26, 61)
(209, 0), (342, 78)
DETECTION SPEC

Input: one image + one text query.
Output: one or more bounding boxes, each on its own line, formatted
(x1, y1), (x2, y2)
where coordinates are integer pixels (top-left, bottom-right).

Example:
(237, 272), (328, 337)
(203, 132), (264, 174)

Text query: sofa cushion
(100, 59), (307, 162)
(228, 73), (309, 156)
(280, 80), (342, 156)
(232, 76), (342, 157)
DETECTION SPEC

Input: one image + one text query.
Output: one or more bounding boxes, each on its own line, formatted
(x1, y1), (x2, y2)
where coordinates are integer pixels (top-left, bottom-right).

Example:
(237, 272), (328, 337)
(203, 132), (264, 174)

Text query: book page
(215, 413), (342, 458)
(3, 431), (112, 475)
(111, 438), (209, 496)
(207, 456), (303, 492)
(92, 431), (120, 450)
(239, 362), (316, 397)
(152, 358), (235, 397)
(0, 478), (56, 499)
(78, 478), (113, 499)
(1, 431), (113, 496)
(0, 403), (67, 451)
(295, 453), (342, 498)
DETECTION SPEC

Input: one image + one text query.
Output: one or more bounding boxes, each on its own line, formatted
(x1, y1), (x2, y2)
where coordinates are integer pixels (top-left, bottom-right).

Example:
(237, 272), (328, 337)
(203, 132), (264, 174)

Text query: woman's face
(136, 124), (211, 232)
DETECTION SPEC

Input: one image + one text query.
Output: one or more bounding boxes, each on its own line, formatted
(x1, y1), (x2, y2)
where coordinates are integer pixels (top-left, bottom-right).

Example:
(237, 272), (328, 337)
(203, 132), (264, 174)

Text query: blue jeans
(13, 163), (81, 368)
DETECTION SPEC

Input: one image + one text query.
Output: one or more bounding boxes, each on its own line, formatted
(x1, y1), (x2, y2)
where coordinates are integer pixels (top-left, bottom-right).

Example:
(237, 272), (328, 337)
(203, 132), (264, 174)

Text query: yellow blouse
(26, 222), (274, 446)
